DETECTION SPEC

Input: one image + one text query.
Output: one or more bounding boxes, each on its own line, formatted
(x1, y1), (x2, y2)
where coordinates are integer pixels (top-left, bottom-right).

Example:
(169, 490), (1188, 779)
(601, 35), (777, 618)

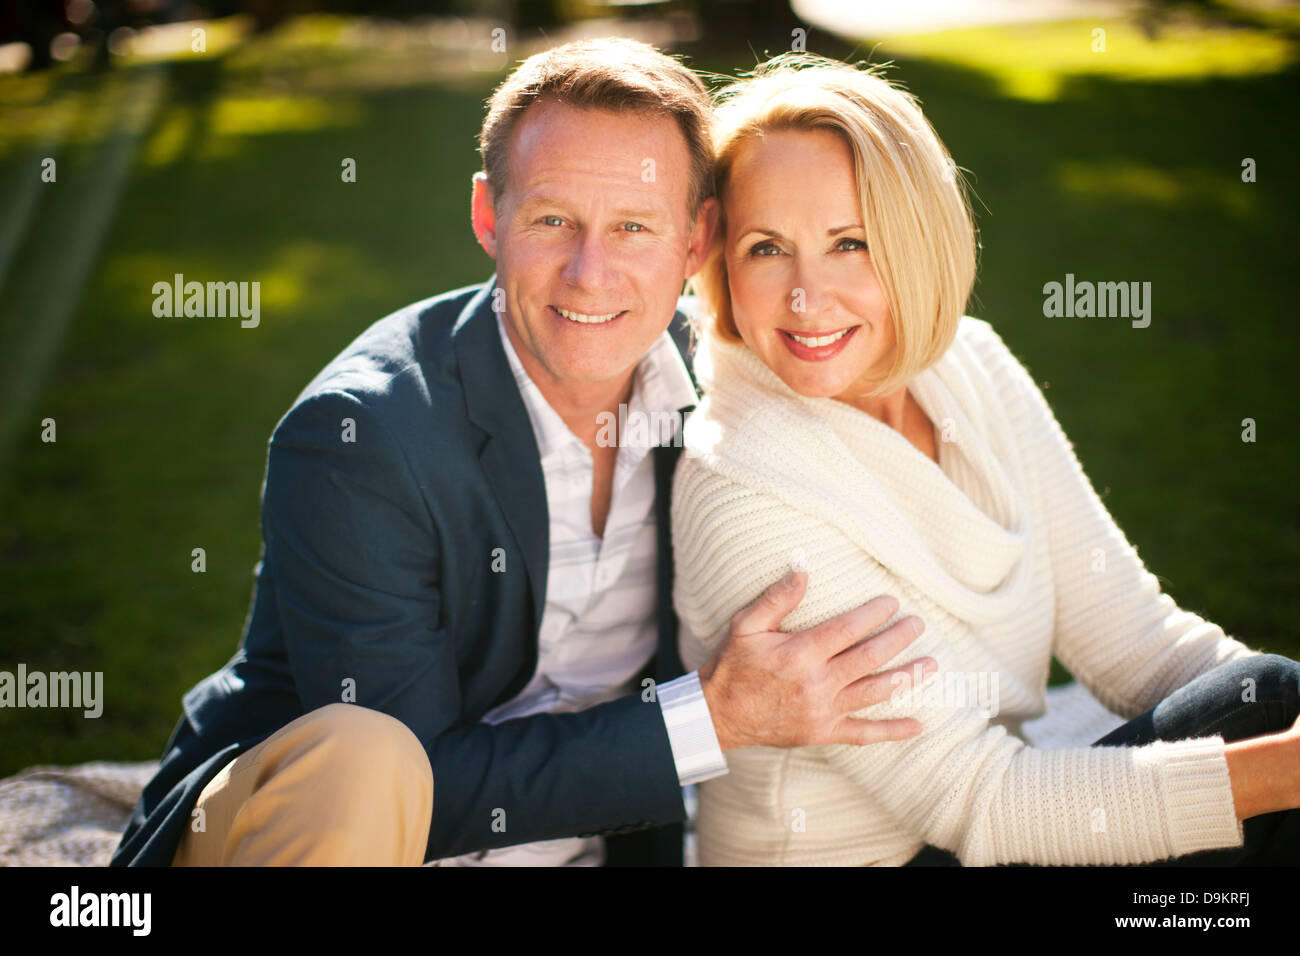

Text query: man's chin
(543, 359), (642, 386)
(538, 334), (659, 385)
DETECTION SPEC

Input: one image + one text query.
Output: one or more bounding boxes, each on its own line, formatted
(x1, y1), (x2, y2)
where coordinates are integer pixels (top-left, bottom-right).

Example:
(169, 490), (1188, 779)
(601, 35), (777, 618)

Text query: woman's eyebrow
(735, 224), (865, 241)
(734, 226), (785, 242)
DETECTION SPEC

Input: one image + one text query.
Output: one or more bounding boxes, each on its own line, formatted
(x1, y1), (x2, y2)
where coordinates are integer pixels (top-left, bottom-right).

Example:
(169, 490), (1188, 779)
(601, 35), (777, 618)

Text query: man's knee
(175, 704), (435, 865)
(298, 703), (433, 798)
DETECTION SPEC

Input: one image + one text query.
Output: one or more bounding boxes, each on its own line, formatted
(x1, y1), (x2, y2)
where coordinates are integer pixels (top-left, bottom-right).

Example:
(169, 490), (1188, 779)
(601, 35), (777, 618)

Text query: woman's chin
(775, 369), (855, 400)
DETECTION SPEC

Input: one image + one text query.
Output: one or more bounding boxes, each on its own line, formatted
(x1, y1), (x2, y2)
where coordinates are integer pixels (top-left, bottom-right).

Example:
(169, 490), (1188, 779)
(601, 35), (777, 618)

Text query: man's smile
(550, 305), (628, 325)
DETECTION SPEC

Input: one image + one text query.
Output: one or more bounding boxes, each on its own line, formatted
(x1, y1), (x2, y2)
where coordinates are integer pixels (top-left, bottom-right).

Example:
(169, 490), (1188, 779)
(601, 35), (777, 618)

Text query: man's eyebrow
(513, 195), (563, 215)
(613, 207), (666, 222)
(513, 196), (667, 222)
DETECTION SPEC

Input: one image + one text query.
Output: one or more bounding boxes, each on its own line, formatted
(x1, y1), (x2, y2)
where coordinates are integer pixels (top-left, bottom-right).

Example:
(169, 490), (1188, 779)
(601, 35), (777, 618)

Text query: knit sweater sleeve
(963, 322), (1259, 719)
(672, 456), (1246, 866)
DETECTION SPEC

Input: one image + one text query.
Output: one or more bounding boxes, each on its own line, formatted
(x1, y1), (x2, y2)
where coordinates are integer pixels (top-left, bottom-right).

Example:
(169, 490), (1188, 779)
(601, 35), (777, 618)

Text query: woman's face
(723, 128), (895, 400)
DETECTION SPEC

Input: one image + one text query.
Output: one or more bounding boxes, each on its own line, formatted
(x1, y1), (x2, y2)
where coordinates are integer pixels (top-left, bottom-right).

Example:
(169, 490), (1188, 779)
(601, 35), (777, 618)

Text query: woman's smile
(777, 324), (860, 361)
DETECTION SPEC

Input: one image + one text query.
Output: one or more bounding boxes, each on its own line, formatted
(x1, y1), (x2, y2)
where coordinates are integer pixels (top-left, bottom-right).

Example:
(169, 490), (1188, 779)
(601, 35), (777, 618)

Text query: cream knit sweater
(672, 316), (1258, 866)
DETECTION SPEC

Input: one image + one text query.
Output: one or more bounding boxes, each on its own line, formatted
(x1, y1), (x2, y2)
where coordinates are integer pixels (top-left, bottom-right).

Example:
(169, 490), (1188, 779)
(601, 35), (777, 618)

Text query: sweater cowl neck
(686, 319), (1035, 625)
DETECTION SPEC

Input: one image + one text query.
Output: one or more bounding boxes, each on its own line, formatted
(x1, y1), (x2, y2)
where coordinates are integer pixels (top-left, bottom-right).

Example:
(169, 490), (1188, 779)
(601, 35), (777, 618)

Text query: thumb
(730, 569), (807, 637)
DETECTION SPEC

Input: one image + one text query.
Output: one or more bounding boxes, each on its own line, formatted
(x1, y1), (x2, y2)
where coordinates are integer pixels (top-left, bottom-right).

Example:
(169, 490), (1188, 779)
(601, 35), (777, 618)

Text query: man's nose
(561, 229), (617, 290)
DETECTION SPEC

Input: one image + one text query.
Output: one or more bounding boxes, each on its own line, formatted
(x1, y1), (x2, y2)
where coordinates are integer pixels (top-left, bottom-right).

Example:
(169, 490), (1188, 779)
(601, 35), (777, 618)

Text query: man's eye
(622, 222), (646, 232)
(541, 215), (564, 227)
(837, 237), (868, 252)
(748, 241), (781, 257)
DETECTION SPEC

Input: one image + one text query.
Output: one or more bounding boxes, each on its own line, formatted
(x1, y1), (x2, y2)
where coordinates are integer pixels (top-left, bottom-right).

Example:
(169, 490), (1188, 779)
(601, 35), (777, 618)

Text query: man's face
(472, 98), (716, 394)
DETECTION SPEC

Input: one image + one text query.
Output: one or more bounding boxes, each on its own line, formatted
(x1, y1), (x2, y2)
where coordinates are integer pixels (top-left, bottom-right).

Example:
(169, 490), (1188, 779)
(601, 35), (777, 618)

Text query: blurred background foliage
(0, 0), (1297, 774)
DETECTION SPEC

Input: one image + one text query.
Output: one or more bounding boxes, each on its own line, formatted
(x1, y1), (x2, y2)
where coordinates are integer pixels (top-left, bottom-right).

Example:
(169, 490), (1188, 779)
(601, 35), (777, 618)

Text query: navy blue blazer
(110, 277), (698, 866)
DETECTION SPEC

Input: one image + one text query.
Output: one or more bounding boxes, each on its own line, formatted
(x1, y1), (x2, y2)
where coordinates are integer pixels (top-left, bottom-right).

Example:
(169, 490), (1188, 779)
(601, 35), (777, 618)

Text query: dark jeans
(904, 653), (1300, 866)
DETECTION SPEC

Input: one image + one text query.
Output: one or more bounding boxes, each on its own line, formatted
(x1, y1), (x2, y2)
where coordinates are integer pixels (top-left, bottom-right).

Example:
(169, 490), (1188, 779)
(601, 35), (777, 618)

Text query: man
(111, 36), (931, 868)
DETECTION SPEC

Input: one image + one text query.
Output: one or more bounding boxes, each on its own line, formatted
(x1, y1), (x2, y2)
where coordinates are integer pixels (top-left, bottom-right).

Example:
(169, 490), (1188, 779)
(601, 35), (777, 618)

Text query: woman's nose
(788, 261), (829, 317)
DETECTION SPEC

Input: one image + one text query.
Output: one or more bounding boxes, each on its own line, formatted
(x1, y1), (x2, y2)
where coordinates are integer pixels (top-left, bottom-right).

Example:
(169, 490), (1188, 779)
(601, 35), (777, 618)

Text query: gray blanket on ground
(0, 684), (1124, 866)
(0, 761), (160, 866)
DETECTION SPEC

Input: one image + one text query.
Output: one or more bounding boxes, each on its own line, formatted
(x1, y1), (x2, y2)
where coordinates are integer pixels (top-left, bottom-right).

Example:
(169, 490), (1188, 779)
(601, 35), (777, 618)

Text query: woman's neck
(837, 385), (938, 463)
(839, 386), (908, 431)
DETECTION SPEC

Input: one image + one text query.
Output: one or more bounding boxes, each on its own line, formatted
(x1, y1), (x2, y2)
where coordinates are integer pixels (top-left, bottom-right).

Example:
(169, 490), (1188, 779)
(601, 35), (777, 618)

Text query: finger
(831, 716), (924, 746)
(729, 570), (808, 637)
(826, 613), (930, 686)
(835, 657), (938, 714)
(801, 594), (901, 659)
(827, 616), (927, 686)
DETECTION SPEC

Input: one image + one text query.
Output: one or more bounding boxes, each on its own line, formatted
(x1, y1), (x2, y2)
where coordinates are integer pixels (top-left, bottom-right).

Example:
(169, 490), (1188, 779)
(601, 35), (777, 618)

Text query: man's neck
(544, 374), (637, 447)
(502, 316), (637, 446)
(499, 314), (639, 540)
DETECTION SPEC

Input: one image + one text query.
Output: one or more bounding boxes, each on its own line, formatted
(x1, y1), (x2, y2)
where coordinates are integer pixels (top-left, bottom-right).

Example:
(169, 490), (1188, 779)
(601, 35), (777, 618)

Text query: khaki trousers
(171, 703), (434, 866)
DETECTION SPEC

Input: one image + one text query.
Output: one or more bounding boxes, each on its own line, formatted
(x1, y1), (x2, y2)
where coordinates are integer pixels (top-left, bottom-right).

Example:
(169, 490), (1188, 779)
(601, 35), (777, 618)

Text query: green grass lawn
(0, 14), (1297, 775)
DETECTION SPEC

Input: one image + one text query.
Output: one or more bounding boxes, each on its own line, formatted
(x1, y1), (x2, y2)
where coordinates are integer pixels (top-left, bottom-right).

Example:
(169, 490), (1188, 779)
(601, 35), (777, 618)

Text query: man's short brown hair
(479, 37), (715, 217)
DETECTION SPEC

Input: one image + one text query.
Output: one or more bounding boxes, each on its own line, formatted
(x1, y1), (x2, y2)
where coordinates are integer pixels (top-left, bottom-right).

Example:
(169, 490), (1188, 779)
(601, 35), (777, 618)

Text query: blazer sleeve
(263, 389), (685, 860)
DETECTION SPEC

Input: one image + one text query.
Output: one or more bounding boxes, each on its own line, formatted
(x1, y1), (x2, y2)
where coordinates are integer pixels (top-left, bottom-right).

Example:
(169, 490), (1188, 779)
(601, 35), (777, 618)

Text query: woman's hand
(1224, 713), (1300, 821)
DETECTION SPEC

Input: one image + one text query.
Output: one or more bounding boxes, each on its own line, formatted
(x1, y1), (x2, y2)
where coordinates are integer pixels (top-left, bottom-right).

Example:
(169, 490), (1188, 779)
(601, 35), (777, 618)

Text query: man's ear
(471, 172), (498, 259)
(683, 196), (721, 278)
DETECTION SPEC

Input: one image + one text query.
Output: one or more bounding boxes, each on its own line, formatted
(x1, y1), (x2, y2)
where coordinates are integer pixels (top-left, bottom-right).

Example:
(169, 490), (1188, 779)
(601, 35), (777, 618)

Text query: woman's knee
(1252, 653), (1300, 707)
(1222, 654), (1300, 730)
(1237, 654), (1299, 697)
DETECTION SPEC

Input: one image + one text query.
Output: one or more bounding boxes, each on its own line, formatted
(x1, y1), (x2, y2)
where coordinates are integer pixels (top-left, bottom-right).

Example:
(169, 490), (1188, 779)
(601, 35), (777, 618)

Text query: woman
(672, 54), (1300, 866)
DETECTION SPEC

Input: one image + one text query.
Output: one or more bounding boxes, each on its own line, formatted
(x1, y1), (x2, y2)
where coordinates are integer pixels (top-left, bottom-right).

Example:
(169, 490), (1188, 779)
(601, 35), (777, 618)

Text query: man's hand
(698, 570), (934, 752)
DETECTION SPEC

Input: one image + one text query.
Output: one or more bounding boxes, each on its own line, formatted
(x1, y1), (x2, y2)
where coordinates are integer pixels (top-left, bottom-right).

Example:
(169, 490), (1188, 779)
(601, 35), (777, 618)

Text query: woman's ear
(470, 172), (498, 259)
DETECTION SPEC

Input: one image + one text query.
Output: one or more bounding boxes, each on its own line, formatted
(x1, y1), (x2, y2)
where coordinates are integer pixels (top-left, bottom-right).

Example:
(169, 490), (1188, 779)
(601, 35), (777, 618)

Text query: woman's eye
(748, 241), (781, 257)
(837, 237), (868, 252)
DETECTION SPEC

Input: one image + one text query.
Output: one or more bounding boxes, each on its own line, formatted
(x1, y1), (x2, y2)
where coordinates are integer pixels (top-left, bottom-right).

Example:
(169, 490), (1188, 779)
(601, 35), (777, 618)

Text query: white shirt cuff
(656, 671), (728, 786)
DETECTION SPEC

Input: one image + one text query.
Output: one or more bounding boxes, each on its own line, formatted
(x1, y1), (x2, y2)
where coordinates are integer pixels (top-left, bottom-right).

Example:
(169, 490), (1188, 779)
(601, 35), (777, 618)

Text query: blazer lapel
(455, 278), (549, 632)
(654, 310), (698, 685)
(653, 404), (693, 868)
(653, 407), (694, 685)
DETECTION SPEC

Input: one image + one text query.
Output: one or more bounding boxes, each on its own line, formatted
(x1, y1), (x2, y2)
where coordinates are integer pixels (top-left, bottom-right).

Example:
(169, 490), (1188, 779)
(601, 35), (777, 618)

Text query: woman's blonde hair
(691, 54), (978, 395)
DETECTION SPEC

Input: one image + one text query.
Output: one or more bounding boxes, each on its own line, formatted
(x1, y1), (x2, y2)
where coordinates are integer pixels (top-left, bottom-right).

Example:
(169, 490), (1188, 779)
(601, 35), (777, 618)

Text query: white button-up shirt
(432, 310), (727, 867)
